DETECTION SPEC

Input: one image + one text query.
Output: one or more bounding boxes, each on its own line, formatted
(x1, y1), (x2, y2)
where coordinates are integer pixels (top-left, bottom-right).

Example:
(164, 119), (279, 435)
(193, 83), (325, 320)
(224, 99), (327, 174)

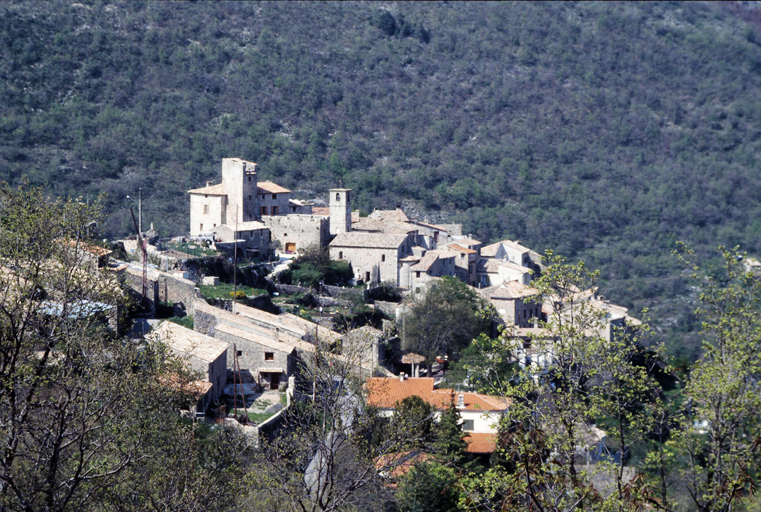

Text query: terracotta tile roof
(312, 207), (330, 216)
(188, 183), (227, 196)
(366, 377), (509, 411)
(330, 232), (409, 250)
(465, 432), (497, 453)
(257, 181), (291, 194)
(446, 243), (476, 255)
(352, 217), (417, 234)
(375, 451), (431, 482)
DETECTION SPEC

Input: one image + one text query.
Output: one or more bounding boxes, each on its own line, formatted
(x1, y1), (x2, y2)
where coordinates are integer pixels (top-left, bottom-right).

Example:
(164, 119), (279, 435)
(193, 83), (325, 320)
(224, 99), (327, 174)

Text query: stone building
(329, 232), (415, 285)
(150, 321), (228, 411)
(262, 214), (330, 254)
(257, 181), (291, 216)
(188, 158), (259, 236)
(399, 250), (458, 291)
(479, 281), (542, 328)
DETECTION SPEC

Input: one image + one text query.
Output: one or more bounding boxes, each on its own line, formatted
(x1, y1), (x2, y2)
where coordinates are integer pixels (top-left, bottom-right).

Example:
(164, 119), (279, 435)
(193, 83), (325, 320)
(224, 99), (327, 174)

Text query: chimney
(206, 181), (212, 187)
(457, 394), (465, 408)
(400, 373), (406, 381)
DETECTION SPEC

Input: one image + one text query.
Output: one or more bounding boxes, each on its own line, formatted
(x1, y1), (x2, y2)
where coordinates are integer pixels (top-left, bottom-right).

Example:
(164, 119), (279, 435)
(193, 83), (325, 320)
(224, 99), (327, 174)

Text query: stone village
(102, 157), (640, 467)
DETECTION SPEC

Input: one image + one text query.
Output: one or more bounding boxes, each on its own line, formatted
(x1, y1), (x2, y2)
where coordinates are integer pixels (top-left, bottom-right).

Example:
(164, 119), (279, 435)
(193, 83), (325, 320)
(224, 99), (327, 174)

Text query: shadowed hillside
(3, 1), (761, 358)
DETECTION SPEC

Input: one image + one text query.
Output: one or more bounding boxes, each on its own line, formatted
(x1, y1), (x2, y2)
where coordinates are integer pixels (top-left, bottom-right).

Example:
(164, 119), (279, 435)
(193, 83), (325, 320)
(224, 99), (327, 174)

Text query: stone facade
(188, 158), (259, 236)
(479, 281), (541, 328)
(151, 322), (228, 409)
(263, 214), (330, 254)
(329, 232), (415, 286)
(257, 181), (291, 216)
(329, 188), (351, 236)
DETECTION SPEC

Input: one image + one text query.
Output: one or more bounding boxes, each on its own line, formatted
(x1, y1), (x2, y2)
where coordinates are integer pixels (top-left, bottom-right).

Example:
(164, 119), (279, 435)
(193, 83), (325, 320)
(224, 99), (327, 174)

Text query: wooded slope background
(3, 1), (761, 359)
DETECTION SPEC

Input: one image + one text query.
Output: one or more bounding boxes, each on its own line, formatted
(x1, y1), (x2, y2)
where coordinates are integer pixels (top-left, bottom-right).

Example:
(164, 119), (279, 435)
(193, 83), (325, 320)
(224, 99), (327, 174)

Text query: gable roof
(188, 183), (227, 196)
(446, 243), (476, 255)
(366, 377), (509, 411)
(410, 252), (440, 272)
(152, 321), (228, 363)
(330, 232), (409, 250)
(368, 209), (410, 223)
(257, 181), (291, 194)
(480, 281), (539, 300)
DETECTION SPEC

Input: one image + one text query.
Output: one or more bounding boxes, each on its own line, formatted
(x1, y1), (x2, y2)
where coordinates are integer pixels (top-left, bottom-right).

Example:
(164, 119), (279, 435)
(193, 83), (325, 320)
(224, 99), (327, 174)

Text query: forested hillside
(3, 1), (761, 358)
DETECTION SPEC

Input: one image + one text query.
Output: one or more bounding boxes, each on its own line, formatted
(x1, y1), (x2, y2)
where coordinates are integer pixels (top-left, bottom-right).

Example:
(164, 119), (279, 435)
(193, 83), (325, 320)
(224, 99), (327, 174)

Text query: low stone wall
(275, 284), (310, 295)
(158, 273), (201, 316)
(374, 300), (400, 318)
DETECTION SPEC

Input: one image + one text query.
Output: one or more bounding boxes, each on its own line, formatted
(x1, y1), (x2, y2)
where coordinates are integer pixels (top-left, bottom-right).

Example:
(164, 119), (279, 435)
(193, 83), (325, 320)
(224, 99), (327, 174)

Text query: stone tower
(221, 158), (258, 224)
(329, 188), (352, 236)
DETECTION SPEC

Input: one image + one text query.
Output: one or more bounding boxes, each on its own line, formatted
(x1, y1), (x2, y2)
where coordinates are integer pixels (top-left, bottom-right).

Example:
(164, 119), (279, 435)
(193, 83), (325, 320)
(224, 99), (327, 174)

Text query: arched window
(336, 193), (340, 202)
(339, 251), (343, 259)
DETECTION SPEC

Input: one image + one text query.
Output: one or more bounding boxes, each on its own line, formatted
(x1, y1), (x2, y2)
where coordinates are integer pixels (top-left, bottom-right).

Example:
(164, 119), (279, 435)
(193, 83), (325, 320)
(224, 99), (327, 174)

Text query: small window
(339, 251), (343, 259)
(336, 192), (340, 202)
(200, 223), (203, 231)
(284, 233), (288, 237)
(213, 223), (216, 227)
(272, 194), (277, 199)
(261, 206), (267, 215)
(264, 352), (274, 361)
(462, 419), (474, 431)
(203, 204), (209, 214)
(272, 206), (278, 215)
(249, 195), (252, 200)
(248, 176), (251, 182)
(416, 271), (421, 278)
(382, 254), (385, 262)
(237, 350), (242, 357)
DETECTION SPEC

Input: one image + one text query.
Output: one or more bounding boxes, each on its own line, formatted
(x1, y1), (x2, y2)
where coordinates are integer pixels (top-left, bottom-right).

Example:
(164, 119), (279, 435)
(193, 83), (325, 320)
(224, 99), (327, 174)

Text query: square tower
(221, 158), (259, 224)
(329, 188), (352, 236)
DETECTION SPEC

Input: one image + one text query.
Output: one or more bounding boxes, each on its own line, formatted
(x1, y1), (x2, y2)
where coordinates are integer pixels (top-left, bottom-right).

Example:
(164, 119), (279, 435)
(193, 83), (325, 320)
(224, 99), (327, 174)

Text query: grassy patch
(167, 316), (194, 329)
(198, 283), (268, 299)
(167, 242), (221, 258)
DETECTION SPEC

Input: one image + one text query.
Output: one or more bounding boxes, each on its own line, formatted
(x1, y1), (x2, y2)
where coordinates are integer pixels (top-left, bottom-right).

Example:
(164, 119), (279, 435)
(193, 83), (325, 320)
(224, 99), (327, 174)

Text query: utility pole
(138, 187), (142, 236)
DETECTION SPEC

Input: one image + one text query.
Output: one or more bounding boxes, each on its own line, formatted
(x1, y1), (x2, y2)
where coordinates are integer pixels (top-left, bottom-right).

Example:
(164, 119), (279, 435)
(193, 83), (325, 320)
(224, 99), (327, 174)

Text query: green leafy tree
(396, 462), (460, 512)
(0, 184), (246, 511)
(646, 246), (761, 512)
(404, 276), (493, 376)
(462, 252), (659, 512)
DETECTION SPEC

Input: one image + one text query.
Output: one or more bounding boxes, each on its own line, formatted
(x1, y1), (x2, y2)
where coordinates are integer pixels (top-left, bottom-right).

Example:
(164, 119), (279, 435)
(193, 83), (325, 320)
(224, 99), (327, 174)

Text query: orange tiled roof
(257, 181), (291, 194)
(312, 206), (330, 216)
(447, 243), (476, 255)
(465, 432), (497, 453)
(366, 377), (509, 411)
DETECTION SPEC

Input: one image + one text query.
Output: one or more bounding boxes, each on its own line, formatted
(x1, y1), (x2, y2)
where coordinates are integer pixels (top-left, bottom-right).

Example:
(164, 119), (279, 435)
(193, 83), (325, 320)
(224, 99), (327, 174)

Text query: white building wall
(189, 194), (226, 236)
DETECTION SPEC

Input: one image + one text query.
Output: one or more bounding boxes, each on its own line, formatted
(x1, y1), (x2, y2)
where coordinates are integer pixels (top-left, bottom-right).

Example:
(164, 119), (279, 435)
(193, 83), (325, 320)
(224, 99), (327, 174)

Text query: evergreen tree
(435, 394), (468, 466)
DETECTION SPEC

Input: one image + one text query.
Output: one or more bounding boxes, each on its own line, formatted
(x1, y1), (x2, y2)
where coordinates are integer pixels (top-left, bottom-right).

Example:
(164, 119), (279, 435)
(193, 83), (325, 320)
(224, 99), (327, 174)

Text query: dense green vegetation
(3, 1), (761, 357)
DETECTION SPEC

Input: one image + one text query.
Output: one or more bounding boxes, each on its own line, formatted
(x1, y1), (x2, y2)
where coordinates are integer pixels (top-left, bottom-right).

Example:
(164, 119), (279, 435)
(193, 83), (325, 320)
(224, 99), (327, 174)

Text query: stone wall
(263, 214), (330, 252)
(158, 273), (201, 316)
(275, 284), (311, 295)
(373, 300), (400, 318)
